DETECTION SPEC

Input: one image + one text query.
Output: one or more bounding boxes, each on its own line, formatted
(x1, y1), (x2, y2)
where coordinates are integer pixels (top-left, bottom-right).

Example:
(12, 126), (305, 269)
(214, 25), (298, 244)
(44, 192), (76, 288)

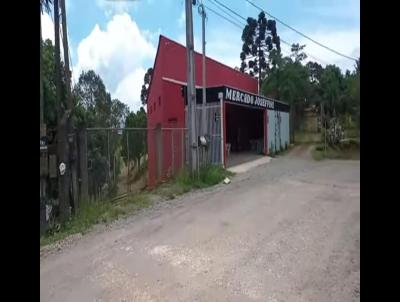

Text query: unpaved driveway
(40, 153), (360, 302)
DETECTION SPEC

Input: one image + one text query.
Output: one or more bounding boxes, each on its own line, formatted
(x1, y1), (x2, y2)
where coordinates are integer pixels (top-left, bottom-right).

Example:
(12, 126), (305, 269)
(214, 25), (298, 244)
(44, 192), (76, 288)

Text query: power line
(208, 0), (247, 21)
(206, 0), (330, 66)
(203, 4), (244, 29)
(280, 38), (329, 65)
(246, 0), (357, 61)
(206, 0), (245, 26)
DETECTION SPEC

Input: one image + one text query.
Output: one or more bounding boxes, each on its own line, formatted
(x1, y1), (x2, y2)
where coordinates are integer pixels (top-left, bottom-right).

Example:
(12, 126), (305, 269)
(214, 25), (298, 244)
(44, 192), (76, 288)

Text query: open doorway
(225, 102), (265, 167)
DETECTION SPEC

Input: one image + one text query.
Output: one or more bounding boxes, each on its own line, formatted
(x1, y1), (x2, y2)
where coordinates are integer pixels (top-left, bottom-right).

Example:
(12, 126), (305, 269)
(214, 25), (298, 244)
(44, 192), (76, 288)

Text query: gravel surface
(40, 150), (360, 302)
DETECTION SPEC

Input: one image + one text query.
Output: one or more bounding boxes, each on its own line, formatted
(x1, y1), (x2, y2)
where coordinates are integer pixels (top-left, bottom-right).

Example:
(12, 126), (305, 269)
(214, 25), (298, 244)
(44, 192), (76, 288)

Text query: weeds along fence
(85, 127), (187, 201)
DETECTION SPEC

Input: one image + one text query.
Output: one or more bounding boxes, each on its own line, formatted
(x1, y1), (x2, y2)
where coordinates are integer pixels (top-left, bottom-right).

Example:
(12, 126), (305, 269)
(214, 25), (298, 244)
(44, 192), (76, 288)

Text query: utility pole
(40, 13), (44, 137)
(199, 2), (207, 166)
(258, 31), (261, 94)
(54, 0), (70, 223)
(185, 0), (198, 175)
(60, 0), (79, 212)
(40, 5), (46, 203)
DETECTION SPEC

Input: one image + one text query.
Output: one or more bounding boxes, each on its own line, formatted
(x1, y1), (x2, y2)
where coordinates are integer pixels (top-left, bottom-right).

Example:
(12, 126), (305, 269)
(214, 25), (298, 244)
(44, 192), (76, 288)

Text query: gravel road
(40, 150), (360, 302)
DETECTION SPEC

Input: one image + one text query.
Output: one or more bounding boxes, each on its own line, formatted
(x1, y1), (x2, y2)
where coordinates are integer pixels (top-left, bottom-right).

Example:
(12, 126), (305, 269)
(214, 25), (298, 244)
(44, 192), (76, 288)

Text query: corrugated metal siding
(185, 104), (222, 165)
(267, 110), (290, 153)
(280, 112), (290, 149)
(267, 109), (276, 153)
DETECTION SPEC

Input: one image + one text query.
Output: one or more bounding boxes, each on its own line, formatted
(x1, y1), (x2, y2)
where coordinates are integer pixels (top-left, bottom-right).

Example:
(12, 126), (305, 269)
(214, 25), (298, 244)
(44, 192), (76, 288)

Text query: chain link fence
(85, 128), (187, 201)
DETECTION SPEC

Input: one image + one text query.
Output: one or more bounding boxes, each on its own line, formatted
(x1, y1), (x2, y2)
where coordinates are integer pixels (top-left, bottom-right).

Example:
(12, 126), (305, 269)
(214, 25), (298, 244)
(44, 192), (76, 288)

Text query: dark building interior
(225, 103), (264, 155)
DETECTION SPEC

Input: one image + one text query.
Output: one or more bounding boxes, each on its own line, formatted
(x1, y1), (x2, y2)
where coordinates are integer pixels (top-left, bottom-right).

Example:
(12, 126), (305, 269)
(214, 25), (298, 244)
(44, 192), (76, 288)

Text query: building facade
(147, 35), (289, 187)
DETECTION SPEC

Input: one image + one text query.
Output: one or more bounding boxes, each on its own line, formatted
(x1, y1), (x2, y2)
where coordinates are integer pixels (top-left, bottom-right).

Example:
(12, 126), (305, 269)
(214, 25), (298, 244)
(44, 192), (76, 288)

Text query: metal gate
(185, 103), (223, 165)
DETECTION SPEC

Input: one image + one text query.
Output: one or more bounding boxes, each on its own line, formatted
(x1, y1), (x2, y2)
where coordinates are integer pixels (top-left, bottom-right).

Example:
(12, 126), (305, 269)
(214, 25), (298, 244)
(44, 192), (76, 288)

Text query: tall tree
(306, 61), (323, 84)
(73, 70), (127, 198)
(291, 43), (307, 62)
(140, 67), (153, 105)
(40, 0), (53, 136)
(262, 45), (310, 141)
(240, 12), (281, 91)
(121, 107), (147, 171)
(319, 65), (344, 118)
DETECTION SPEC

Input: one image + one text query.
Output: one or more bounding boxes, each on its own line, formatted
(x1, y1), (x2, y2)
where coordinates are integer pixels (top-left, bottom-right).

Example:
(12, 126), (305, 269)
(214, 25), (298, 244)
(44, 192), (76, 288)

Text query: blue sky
(41, 0), (360, 111)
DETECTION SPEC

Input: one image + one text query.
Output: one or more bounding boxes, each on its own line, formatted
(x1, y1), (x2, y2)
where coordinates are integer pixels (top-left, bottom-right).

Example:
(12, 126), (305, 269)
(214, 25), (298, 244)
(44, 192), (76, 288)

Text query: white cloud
(41, 12), (54, 43)
(74, 13), (156, 111)
(114, 68), (146, 111)
(206, 28), (243, 69)
(143, 28), (162, 45)
(178, 9), (185, 27)
(96, 0), (140, 18)
(41, 12), (69, 61)
(281, 29), (360, 71)
(176, 23), (359, 74)
(177, 27), (242, 69)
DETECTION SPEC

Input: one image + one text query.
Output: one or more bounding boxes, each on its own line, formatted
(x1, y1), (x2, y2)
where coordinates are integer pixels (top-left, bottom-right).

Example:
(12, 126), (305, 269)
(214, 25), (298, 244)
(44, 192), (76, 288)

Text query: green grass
(155, 165), (234, 200)
(294, 131), (321, 144)
(41, 165), (233, 247)
(40, 193), (151, 247)
(312, 139), (360, 161)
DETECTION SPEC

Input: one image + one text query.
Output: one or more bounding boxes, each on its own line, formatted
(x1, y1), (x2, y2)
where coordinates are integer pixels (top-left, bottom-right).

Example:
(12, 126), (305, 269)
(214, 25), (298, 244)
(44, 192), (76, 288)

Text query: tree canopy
(240, 12), (281, 89)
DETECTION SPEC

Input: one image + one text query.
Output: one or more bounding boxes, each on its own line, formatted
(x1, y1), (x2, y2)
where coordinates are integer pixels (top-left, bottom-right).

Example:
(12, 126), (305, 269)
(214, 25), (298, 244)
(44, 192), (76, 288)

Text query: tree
(262, 45), (311, 141)
(42, 39), (58, 130)
(73, 70), (110, 127)
(291, 43), (307, 63)
(240, 11), (281, 90)
(140, 67), (153, 105)
(110, 99), (129, 128)
(40, 0), (53, 134)
(121, 107), (147, 172)
(306, 61), (323, 84)
(319, 65), (344, 118)
(73, 70), (128, 198)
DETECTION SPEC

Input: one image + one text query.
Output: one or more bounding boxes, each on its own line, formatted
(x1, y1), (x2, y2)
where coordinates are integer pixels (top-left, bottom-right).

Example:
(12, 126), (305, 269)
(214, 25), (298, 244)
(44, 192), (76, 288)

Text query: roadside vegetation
(312, 138), (360, 161)
(40, 165), (232, 247)
(156, 165), (233, 200)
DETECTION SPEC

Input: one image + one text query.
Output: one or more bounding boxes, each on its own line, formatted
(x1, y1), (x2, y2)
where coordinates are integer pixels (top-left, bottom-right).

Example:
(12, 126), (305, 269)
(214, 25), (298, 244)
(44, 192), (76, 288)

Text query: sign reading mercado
(223, 86), (290, 112)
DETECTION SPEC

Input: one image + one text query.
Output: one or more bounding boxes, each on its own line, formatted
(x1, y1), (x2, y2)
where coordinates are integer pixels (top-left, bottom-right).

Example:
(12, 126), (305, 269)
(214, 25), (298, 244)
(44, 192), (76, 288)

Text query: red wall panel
(147, 35), (258, 187)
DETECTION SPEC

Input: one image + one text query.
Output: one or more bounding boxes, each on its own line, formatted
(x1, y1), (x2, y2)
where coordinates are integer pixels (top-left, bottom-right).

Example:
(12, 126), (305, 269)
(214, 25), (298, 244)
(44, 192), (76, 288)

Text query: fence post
(127, 130), (130, 193)
(181, 128), (185, 168)
(171, 130), (175, 175)
(79, 129), (88, 202)
(107, 129), (110, 186)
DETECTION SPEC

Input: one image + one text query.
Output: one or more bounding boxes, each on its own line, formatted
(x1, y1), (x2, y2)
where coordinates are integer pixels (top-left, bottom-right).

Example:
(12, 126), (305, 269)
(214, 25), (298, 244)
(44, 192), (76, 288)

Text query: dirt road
(40, 152), (360, 301)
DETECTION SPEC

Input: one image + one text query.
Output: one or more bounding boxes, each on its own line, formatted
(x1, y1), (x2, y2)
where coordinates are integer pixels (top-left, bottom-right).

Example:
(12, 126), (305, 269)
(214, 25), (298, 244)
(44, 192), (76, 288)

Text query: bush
(176, 165), (232, 189)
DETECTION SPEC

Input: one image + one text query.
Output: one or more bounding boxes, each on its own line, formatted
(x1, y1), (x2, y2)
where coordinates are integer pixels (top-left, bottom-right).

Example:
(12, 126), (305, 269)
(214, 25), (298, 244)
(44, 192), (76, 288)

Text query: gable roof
(147, 35), (258, 104)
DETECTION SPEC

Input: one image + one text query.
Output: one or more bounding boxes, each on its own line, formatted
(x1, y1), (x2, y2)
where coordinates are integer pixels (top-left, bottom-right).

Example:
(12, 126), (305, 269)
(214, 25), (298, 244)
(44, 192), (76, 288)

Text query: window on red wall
(159, 96), (161, 106)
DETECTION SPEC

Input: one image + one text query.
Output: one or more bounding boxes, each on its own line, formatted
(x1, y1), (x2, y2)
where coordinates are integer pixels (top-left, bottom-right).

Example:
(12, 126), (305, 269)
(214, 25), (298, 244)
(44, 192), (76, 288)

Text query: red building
(147, 35), (289, 187)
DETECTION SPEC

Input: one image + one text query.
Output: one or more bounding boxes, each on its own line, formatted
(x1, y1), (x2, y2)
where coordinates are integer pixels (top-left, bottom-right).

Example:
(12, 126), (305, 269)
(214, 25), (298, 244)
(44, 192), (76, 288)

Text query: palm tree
(40, 0), (52, 135)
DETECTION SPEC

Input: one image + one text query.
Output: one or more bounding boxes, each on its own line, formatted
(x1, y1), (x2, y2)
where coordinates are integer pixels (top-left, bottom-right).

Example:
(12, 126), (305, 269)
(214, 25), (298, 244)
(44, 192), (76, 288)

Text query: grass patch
(40, 193), (151, 247)
(294, 131), (321, 144)
(312, 139), (360, 161)
(155, 165), (234, 200)
(41, 166), (233, 247)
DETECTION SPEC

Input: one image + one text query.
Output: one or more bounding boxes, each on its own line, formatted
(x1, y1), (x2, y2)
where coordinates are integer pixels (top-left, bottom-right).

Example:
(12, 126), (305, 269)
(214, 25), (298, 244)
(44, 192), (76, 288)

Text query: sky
(41, 0), (360, 112)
